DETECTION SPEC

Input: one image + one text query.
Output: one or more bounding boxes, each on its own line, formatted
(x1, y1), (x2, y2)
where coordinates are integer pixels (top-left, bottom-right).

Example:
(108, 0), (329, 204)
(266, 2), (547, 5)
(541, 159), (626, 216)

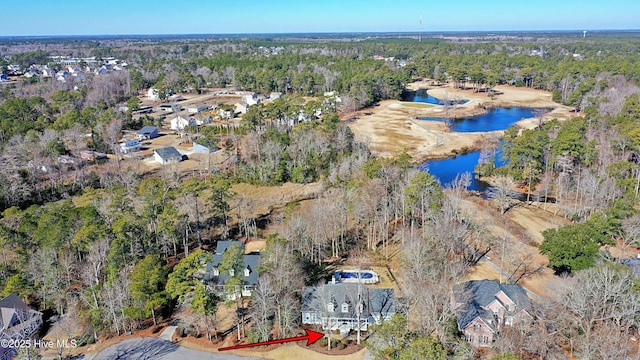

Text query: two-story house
(0, 294), (43, 360)
(301, 280), (396, 336)
(453, 280), (533, 347)
(202, 240), (260, 299)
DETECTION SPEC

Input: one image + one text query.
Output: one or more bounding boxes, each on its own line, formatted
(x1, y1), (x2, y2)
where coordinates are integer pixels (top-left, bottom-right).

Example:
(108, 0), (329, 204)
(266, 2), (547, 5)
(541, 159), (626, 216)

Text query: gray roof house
(203, 240), (261, 299)
(0, 293), (43, 360)
(154, 147), (183, 165)
(136, 125), (159, 140)
(453, 280), (533, 347)
(619, 257), (640, 277)
(302, 282), (396, 336)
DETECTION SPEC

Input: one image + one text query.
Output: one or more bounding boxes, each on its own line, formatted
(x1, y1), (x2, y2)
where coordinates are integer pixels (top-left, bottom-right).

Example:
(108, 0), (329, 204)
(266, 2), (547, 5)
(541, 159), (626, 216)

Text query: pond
(413, 89), (469, 106)
(413, 90), (540, 190)
(420, 150), (505, 192)
(420, 107), (538, 132)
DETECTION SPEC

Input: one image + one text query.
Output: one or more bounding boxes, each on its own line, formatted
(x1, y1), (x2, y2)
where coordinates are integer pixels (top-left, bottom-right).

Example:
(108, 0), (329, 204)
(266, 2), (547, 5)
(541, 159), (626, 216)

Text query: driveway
(91, 337), (264, 360)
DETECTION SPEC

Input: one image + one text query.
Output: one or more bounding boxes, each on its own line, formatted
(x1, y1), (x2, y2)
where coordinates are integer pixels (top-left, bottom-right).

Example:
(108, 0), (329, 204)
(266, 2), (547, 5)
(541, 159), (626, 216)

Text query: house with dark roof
(619, 257), (640, 277)
(154, 147), (183, 165)
(0, 293), (43, 360)
(453, 280), (533, 347)
(136, 125), (159, 140)
(202, 240), (260, 299)
(301, 281), (396, 336)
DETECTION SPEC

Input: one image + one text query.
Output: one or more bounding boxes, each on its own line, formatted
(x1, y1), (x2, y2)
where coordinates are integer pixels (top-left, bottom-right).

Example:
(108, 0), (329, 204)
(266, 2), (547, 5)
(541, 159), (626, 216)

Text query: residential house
(619, 256), (640, 277)
(193, 116), (212, 126)
(157, 104), (175, 112)
(119, 139), (141, 154)
(170, 116), (196, 131)
(41, 67), (55, 78)
(147, 88), (160, 101)
(234, 103), (249, 115)
(203, 240), (260, 299)
(218, 107), (235, 119)
(0, 293), (43, 360)
(453, 280), (533, 347)
(154, 147), (183, 165)
(193, 138), (219, 154)
(301, 282), (396, 336)
(168, 94), (184, 102)
(56, 70), (70, 82)
(186, 104), (208, 113)
(23, 71), (39, 79)
(269, 92), (283, 101)
(242, 93), (259, 106)
(136, 126), (159, 140)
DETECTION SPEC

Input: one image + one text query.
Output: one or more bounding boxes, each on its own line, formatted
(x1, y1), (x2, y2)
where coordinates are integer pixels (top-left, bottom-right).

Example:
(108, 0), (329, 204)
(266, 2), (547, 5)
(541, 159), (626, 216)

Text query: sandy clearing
(348, 82), (579, 160)
(457, 195), (571, 299)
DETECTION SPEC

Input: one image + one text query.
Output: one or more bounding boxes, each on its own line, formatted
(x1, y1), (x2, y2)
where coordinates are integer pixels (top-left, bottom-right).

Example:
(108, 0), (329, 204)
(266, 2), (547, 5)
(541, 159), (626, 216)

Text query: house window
(473, 324), (481, 331)
(342, 303), (349, 312)
(492, 308), (499, 316)
(480, 336), (489, 344)
(505, 316), (513, 326)
(327, 303), (335, 312)
(465, 334), (473, 343)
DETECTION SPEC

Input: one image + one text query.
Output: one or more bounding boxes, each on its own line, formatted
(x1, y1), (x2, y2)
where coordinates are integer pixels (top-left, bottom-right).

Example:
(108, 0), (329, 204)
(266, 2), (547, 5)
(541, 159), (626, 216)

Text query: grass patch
(400, 102), (435, 109)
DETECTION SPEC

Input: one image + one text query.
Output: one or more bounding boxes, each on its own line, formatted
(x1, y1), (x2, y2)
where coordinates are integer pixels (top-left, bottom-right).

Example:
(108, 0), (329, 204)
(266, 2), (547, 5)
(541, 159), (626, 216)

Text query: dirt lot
(348, 82), (579, 161)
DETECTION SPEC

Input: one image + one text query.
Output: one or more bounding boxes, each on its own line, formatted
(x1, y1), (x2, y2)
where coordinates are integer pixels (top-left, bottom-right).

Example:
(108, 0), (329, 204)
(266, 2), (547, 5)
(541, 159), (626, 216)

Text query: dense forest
(2, 33), (640, 359)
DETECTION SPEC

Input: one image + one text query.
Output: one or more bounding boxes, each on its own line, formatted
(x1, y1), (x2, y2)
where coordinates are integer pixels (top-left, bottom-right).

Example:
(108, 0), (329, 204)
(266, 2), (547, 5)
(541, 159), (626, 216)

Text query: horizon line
(2, 29), (640, 39)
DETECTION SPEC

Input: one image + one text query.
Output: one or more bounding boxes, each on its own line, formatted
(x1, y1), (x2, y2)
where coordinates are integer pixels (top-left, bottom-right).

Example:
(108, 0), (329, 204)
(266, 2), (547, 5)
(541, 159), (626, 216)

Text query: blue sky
(3, 0), (639, 36)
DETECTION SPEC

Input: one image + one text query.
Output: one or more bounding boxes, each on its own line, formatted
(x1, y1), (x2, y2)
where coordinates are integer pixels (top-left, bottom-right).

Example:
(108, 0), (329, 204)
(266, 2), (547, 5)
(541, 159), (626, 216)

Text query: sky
(2, 0), (639, 36)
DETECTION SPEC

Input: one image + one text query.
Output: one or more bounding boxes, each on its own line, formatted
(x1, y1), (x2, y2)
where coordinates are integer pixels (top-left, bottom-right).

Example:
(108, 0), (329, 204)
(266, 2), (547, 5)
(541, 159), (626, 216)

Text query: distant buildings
(6, 56), (127, 83)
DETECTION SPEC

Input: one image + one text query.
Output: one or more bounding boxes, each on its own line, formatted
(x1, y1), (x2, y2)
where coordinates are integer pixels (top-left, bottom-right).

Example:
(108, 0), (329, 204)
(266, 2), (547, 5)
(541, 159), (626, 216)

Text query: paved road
(90, 337), (263, 360)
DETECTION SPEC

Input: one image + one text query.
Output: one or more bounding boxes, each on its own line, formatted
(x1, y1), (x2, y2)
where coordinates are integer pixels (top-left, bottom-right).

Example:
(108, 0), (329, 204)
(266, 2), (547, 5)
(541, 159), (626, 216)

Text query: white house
(194, 116), (212, 126)
(170, 116), (196, 131)
(235, 103), (249, 114)
(154, 147), (183, 165)
(186, 104), (208, 113)
(242, 93), (259, 106)
(120, 139), (141, 154)
(147, 88), (160, 101)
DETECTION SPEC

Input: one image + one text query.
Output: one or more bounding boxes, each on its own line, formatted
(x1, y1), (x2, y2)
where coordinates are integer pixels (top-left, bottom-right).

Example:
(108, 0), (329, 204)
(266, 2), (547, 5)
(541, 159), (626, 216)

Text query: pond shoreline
(347, 81), (579, 161)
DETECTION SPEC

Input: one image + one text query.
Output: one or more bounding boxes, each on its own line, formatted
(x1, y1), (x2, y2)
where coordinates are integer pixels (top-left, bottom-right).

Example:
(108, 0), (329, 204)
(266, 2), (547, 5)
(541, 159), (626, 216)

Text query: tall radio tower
(419, 12), (423, 42)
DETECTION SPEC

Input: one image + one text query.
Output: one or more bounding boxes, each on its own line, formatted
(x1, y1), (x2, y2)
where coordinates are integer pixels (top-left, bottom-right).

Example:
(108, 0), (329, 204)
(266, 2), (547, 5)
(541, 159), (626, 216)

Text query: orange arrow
(218, 329), (324, 351)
